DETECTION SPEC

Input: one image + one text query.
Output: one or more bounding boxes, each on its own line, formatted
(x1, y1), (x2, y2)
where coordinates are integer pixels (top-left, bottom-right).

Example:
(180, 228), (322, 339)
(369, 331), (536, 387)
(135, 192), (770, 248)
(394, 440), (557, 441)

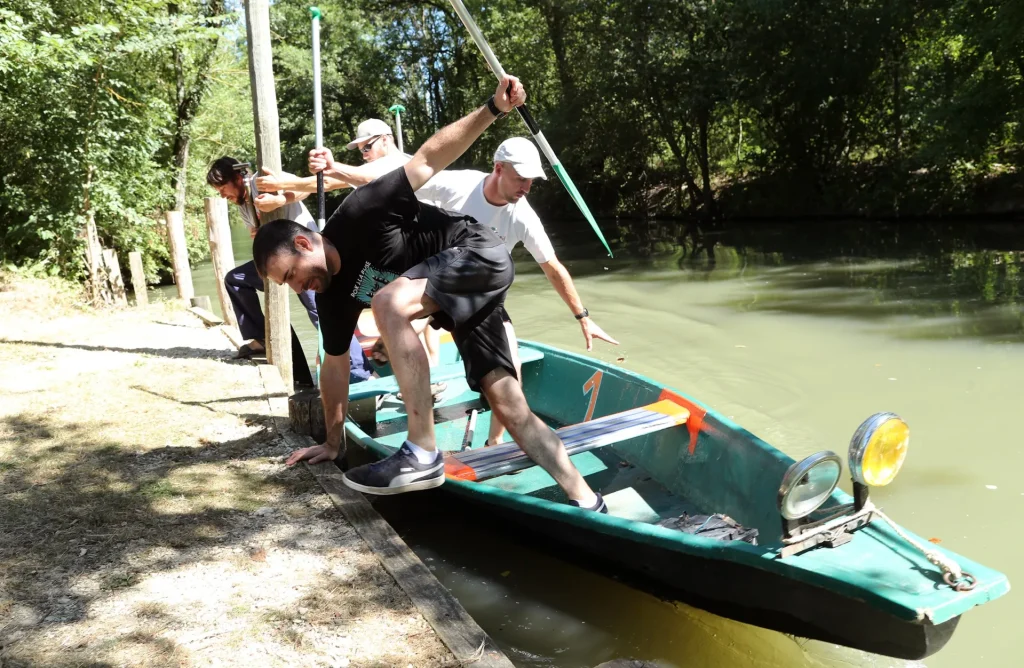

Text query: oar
(310, 6), (326, 385)
(389, 104), (405, 152)
(310, 6), (325, 231)
(446, 0), (613, 258)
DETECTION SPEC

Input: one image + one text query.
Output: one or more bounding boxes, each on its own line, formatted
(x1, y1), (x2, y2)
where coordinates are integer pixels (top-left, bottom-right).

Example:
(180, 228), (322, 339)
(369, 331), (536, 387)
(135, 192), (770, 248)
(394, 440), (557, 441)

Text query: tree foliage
(1, 0), (1020, 279)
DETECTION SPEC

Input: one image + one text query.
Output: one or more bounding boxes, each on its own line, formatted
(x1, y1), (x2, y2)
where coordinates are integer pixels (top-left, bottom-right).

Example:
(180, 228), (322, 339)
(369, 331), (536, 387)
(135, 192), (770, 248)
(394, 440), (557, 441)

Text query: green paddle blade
(309, 6), (322, 20)
(551, 162), (613, 257)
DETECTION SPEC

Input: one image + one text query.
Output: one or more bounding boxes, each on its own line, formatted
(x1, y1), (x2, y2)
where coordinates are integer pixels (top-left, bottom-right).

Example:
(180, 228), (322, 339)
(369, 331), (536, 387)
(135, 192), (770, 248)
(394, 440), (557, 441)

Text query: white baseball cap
(493, 137), (547, 180)
(345, 118), (393, 150)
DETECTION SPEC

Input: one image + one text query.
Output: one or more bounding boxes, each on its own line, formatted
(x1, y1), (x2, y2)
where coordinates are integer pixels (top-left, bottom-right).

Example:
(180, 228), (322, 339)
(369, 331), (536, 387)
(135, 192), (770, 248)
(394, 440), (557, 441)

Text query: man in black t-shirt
(253, 75), (607, 513)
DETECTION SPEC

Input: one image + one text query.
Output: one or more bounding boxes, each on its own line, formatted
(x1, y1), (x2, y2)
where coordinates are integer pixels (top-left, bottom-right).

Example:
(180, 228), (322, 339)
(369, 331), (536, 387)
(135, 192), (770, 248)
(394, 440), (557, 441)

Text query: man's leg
(486, 319), (521, 445)
(370, 277), (439, 451)
(225, 260), (266, 353)
(480, 367), (597, 503)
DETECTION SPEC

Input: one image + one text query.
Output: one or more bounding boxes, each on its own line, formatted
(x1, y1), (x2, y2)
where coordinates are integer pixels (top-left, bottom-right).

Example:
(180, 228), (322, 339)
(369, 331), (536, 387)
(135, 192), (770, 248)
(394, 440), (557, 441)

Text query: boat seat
(349, 345), (545, 401)
(444, 399), (690, 482)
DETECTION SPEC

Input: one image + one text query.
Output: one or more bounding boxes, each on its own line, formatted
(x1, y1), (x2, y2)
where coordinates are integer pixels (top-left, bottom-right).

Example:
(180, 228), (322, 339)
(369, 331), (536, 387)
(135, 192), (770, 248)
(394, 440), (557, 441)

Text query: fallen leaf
(250, 547), (267, 562)
(928, 537), (942, 544)
(500, 570), (511, 577)
(616, 356), (626, 363)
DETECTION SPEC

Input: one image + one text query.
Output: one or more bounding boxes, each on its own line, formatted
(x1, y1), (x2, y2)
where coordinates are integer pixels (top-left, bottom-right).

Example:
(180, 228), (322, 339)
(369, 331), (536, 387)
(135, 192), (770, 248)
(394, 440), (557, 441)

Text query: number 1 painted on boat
(583, 370), (603, 422)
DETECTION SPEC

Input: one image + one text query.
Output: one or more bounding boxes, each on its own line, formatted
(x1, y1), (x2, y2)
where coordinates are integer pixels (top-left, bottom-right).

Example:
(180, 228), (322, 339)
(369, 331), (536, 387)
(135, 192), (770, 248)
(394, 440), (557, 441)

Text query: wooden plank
(218, 324), (245, 349)
(203, 196), (238, 329)
(244, 0), (291, 390)
(128, 250), (148, 307)
(188, 305), (223, 327)
(189, 295), (213, 312)
(165, 210), (194, 301)
(305, 456), (514, 668)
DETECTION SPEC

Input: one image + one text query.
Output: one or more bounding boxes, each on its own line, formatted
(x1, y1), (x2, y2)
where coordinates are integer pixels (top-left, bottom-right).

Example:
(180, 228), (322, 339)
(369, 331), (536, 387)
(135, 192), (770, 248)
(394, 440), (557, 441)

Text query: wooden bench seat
(444, 399), (690, 482)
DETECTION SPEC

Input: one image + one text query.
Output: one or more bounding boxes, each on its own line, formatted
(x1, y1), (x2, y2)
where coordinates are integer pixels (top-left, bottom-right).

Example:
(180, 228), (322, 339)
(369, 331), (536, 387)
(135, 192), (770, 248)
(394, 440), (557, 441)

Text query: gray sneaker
(342, 442), (445, 495)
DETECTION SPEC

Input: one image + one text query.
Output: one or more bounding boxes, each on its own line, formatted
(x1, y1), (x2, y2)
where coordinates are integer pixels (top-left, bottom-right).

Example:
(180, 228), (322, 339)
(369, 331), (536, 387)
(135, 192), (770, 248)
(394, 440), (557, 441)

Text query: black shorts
(402, 245), (516, 391)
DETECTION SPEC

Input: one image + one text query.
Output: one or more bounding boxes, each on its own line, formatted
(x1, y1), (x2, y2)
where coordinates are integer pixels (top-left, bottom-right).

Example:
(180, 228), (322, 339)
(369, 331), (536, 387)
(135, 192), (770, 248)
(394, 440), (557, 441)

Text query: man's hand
(249, 226), (258, 239)
(580, 317), (619, 352)
(253, 192), (285, 212)
(255, 166), (289, 193)
(494, 74), (526, 113)
(308, 147), (336, 175)
(285, 441), (341, 467)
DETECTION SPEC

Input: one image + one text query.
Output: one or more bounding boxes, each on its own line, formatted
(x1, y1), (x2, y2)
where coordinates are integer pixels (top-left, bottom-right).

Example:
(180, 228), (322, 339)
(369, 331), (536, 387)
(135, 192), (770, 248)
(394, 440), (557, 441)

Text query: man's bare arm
(284, 352), (350, 466)
(403, 74), (525, 192)
(540, 259), (619, 352)
(256, 167), (348, 194)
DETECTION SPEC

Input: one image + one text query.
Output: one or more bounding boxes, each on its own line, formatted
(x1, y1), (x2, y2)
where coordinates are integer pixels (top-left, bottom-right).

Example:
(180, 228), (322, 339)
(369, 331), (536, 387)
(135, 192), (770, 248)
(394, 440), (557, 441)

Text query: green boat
(336, 339), (1010, 660)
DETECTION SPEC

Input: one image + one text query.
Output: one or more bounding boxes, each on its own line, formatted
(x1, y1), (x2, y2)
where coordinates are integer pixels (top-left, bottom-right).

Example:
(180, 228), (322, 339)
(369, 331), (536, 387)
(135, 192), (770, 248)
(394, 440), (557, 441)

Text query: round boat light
(849, 413), (909, 487)
(778, 451), (843, 520)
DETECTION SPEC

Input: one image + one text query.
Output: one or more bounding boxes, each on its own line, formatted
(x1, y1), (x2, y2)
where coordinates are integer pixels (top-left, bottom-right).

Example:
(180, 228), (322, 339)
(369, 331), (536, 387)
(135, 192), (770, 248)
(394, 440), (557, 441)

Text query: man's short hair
(206, 156), (241, 187)
(252, 219), (314, 277)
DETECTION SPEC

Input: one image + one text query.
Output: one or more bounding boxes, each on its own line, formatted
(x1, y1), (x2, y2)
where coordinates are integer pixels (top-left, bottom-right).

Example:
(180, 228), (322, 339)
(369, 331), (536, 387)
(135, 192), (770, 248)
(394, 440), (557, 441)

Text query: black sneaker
(570, 493), (608, 514)
(342, 442), (445, 495)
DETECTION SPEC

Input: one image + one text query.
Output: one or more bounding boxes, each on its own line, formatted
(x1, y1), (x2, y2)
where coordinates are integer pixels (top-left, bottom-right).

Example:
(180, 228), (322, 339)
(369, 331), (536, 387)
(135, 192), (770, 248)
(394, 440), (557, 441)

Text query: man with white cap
(411, 136), (619, 445)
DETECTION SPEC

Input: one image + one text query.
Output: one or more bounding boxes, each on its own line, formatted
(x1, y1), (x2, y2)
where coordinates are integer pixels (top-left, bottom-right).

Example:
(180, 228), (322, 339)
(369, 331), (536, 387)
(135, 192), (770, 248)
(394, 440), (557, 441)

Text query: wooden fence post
(101, 248), (128, 306)
(203, 196), (239, 329)
(244, 0), (292, 390)
(164, 210), (194, 301)
(128, 251), (148, 307)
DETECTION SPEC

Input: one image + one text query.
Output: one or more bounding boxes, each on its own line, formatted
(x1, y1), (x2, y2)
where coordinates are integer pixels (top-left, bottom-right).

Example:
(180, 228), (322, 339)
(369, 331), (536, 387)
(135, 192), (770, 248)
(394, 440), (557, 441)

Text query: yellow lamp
(849, 413), (910, 487)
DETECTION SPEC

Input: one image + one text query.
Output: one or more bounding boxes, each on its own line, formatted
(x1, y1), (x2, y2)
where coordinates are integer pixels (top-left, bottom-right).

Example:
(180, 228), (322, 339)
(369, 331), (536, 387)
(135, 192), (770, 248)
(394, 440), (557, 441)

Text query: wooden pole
(164, 210), (194, 301)
(203, 196), (239, 329)
(244, 0), (292, 390)
(101, 248), (128, 306)
(128, 251), (148, 307)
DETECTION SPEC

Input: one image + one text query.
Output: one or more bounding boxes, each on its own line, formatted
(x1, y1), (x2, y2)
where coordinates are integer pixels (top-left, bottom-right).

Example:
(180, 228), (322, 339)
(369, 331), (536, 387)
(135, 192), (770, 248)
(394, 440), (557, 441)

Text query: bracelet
(486, 95), (507, 120)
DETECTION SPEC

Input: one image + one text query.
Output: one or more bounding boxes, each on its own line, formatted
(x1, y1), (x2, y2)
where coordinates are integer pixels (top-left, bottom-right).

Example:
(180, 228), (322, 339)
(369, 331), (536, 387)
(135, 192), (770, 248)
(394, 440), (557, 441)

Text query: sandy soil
(0, 272), (456, 668)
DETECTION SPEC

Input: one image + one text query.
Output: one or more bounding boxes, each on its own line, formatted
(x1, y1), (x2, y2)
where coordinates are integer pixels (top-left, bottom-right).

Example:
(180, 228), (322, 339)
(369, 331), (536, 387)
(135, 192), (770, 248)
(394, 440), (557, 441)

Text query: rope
(870, 504), (977, 592)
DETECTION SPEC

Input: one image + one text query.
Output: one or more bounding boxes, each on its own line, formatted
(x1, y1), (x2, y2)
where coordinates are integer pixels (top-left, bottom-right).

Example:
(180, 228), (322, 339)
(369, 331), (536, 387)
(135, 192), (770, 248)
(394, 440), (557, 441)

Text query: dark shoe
(235, 341), (265, 359)
(570, 493), (608, 514)
(342, 442), (445, 495)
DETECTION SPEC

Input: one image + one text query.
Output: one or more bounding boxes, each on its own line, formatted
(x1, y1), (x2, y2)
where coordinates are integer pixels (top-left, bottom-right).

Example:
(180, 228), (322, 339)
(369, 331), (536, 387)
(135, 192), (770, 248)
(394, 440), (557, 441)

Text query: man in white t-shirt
(415, 137), (618, 444)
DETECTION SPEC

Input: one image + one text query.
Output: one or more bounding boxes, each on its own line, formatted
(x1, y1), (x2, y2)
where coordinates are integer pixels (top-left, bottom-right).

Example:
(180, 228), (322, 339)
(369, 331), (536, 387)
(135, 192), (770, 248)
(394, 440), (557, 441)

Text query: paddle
(388, 104), (405, 152)
(310, 6), (325, 230)
(446, 0), (613, 258)
(310, 6), (326, 385)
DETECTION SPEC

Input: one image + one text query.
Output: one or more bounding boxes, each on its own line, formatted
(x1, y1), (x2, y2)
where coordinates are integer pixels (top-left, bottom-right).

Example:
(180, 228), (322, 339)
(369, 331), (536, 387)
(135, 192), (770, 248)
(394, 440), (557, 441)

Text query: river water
(158, 219), (1022, 667)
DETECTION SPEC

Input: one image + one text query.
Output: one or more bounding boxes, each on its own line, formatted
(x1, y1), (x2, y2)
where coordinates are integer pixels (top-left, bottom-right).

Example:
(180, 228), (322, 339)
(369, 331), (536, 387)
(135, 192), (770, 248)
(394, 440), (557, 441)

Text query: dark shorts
(402, 245), (516, 391)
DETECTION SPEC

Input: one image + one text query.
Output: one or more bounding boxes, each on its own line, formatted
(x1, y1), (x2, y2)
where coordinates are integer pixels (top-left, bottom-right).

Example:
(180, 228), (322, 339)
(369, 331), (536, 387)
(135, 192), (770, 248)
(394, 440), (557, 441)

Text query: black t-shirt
(316, 166), (501, 355)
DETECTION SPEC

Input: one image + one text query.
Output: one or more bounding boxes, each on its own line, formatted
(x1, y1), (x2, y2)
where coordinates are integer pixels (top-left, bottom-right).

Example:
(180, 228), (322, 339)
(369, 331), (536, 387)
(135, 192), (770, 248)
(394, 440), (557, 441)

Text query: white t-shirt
(416, 169), (556, 264)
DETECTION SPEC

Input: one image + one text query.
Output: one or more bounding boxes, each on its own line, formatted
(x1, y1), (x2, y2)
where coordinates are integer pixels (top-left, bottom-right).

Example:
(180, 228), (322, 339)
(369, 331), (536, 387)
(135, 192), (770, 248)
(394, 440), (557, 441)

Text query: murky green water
(159, 220), (1022, 667)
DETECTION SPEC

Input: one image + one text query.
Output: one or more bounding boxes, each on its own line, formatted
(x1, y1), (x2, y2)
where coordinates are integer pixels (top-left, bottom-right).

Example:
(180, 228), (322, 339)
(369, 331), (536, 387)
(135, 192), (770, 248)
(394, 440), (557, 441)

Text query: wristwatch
(574, 308), (589, 320)
(486, 95), (507, 120)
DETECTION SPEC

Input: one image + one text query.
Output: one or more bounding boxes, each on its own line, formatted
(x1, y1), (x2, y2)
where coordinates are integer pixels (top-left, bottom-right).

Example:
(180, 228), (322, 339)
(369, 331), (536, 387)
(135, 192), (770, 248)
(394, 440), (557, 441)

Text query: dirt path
(0, 273), (456, 667)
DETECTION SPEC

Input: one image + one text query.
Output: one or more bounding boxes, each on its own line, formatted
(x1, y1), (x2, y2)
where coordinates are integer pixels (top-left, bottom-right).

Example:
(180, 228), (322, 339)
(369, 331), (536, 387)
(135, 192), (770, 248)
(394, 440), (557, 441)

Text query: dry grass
(0, 272), (455, 668)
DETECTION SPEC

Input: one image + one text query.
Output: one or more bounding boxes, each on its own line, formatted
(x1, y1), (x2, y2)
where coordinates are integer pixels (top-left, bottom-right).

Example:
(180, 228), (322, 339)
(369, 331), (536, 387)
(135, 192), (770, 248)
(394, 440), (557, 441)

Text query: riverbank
(0, 271), (464, 667)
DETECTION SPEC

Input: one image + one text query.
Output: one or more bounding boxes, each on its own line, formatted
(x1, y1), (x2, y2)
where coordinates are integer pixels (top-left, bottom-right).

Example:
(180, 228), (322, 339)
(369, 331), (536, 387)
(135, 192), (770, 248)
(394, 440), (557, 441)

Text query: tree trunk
(697, 106), (715, 219)
(535, 0), (576, 103)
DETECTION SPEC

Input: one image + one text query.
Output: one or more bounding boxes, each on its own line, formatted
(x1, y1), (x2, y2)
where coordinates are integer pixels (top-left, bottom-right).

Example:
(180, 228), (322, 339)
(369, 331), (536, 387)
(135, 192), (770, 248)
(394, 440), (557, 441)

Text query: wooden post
(164, 211), (194, 301)
(244, 0), (292, 390)
(101, 248), (128, 306)
(128, 251), (148, 307)
(203, 196), (238, 329)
